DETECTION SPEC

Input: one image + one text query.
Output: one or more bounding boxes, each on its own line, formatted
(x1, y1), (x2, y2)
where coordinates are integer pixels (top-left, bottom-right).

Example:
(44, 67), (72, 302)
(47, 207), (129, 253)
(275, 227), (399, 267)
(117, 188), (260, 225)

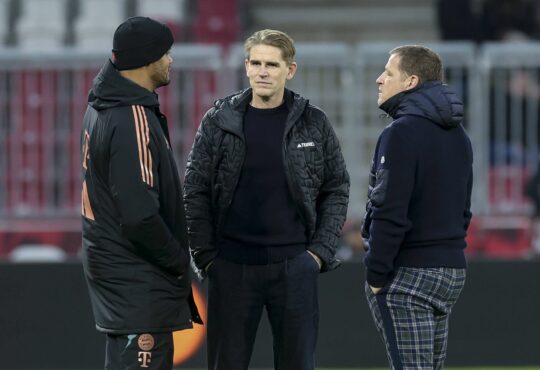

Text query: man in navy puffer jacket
(362, 45), (473, 370)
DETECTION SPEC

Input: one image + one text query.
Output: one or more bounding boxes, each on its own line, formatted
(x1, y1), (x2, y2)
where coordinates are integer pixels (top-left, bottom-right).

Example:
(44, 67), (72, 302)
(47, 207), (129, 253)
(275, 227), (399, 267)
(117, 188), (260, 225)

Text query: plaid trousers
(366, 267), (466, 370)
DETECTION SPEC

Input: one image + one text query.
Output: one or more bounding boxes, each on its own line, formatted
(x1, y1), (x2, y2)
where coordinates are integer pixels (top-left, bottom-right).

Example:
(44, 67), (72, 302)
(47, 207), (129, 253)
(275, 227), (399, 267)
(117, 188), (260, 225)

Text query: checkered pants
(366, 267), (466, 370)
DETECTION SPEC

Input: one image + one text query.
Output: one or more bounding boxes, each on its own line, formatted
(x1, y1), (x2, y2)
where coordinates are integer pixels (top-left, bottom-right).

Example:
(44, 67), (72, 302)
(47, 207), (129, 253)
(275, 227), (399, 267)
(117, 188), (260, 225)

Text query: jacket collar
(379, 80), (463, 129)
(88, 60), (159, 110)
(214, 88), (309, 138)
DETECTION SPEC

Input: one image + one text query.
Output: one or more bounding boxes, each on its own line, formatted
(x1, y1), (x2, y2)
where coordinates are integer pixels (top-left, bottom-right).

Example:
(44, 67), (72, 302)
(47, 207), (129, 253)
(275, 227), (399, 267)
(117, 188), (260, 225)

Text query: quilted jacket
(184, 88), (350, 278)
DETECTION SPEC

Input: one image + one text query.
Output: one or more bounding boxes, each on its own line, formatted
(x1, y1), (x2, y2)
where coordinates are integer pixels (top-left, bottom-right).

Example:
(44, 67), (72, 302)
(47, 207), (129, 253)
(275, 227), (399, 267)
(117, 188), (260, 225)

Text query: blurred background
(1, 0), (540, 369)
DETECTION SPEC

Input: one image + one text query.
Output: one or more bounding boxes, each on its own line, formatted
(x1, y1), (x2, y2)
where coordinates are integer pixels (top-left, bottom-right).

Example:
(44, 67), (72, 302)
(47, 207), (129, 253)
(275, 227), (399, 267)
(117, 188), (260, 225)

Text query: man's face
(149, 50), (173, 89)
(376, 53), (411, 106)
(245, 44), (296, 107)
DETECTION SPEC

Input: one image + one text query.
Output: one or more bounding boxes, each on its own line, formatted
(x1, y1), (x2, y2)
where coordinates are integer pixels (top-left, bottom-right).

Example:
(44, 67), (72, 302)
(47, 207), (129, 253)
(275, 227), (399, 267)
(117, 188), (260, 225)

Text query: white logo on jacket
(297, 142), (315, 148)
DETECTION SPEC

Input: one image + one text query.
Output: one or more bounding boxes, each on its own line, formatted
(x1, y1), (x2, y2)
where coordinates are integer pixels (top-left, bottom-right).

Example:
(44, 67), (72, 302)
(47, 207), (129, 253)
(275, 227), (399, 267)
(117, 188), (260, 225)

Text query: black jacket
(184, 88), (350, 277)
(362, 81), (473, 288)
(81, 60), (201, 334)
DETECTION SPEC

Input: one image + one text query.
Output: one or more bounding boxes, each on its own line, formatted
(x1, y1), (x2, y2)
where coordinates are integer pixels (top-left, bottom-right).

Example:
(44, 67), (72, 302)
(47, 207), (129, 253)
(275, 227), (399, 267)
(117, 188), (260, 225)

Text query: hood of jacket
(88, 60), (159, 111)
(379, 80), (464, 129)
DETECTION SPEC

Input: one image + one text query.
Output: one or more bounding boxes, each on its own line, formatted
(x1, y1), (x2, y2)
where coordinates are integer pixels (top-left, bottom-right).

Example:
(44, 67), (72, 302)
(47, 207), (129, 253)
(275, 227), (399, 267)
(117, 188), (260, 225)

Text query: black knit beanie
(112, 17), (174, 71)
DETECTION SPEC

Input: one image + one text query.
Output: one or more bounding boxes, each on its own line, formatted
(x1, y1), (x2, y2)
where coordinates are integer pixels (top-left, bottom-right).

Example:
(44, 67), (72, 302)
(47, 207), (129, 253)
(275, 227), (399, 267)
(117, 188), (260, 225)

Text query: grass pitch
(246, 368), (539, 370)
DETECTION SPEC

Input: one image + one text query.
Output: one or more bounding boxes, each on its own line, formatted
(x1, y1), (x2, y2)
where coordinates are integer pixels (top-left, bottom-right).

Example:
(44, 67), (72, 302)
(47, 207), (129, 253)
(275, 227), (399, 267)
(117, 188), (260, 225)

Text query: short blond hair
(244, 29), (296, 65)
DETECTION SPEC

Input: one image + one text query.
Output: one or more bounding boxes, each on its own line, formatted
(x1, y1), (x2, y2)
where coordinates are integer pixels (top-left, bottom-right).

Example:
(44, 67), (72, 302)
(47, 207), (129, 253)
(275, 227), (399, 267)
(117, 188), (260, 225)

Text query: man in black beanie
(81, 16), (202, 370)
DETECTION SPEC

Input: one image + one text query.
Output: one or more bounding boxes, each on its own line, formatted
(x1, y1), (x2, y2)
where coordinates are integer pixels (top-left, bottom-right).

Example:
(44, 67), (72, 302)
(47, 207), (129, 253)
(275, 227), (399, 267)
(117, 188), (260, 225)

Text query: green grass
(244, 368), (538, 370)
(173, 368), (540, 370)
(24, 366), (540, 370)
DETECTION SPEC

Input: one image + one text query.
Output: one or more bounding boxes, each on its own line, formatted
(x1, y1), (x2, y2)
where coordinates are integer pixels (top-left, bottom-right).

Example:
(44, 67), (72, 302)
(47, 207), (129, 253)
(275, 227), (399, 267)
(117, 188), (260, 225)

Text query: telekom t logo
(138, 351), (151, 368)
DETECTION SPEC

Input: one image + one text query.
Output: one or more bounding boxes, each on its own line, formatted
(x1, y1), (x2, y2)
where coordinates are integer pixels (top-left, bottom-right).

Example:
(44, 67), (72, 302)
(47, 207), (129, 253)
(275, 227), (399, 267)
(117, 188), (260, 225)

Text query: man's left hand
(307, 250), (322, 270)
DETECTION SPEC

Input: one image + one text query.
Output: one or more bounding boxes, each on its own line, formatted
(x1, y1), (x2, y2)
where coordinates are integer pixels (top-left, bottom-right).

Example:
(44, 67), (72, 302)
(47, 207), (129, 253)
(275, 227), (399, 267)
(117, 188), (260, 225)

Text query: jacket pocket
(370, 168), (388, 206)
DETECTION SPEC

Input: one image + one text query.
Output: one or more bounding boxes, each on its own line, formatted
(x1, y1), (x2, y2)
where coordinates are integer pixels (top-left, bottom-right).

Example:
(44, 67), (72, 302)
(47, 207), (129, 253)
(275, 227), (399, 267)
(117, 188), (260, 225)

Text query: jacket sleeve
(464, 166), (473, 230)
(309, 114), (350, 272)
(364, 123), (416, 287)
(109, 106), (188, 276)
(184, 111), (218, 279)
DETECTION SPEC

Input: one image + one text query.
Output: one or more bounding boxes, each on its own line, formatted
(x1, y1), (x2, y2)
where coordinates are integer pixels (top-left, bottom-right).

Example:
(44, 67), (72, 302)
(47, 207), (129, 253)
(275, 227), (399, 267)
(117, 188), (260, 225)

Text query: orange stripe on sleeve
(136, 106), (151, 186)
(140, 107), (154, 187)
(82, 130), (90, 170)
(132, 105), (147, 184)
(82, 180), (95, 220)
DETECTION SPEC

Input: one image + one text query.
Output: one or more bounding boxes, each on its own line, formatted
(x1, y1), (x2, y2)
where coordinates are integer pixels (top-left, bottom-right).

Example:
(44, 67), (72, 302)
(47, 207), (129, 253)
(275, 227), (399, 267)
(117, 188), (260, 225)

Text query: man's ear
(286, 62), (297, 80)
(406, 75), (419, 90)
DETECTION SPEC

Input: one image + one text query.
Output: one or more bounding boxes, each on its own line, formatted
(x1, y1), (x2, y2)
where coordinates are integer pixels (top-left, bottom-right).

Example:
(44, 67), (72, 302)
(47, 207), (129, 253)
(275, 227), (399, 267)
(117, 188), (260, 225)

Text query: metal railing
(0, 45), (224, 219)
(1, 42), (539, 224)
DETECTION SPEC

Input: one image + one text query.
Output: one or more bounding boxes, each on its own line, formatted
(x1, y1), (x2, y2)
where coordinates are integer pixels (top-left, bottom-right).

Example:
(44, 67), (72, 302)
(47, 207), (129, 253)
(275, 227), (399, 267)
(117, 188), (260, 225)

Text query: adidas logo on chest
(297, 142), (315, 148)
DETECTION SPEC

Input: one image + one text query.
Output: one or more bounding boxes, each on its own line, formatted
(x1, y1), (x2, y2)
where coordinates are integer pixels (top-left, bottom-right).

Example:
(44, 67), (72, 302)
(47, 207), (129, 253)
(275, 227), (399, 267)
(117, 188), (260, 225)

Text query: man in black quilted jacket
(184, 29), (350, 370)
(81, 17), (201, 370)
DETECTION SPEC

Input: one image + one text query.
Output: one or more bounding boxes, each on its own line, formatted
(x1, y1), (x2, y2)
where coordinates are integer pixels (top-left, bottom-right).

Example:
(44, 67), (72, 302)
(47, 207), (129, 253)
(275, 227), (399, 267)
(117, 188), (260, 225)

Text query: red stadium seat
(466, 215), (532, 258)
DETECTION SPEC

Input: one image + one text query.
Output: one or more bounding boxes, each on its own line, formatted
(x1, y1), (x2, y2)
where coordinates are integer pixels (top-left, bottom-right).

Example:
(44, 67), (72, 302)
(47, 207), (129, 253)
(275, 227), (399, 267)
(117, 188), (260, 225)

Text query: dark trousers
(105, 332), (173, 370)
(366, 267), (466, 370)
(206, 251), (320, 370)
